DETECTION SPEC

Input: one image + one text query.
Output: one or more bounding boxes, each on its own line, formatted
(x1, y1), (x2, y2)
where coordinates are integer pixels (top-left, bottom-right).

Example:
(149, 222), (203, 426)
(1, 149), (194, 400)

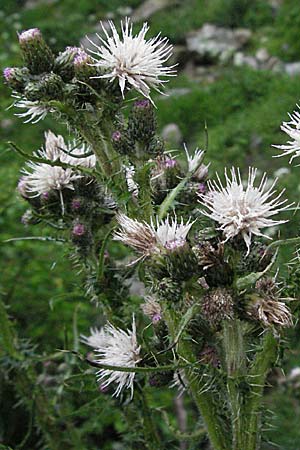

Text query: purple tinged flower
(152, 313), (162, 324)
(134, 99), (151, 109)
(3, 67), (14, 81)
(73, 49), (90, 66)
(198, 182), (207, 194)
(41, 192), (50, 201)
(71, 198), (82, 211)
(112, 131), (122, 142)
(72, 223), (86, 237)
(164, 158), (177, 169)
(19, 28), (41, 43)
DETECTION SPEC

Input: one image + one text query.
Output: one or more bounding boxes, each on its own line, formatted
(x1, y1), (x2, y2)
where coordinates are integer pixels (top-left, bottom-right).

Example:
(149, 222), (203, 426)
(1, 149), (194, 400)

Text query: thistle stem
(164, 307), (231, 450)
(244, 332), (277, 450)
(223, 319), (246, 450)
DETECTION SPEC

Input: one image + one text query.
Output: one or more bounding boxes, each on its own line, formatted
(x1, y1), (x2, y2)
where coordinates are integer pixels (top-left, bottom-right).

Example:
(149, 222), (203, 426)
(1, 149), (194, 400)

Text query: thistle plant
(2, 19), (300, 450)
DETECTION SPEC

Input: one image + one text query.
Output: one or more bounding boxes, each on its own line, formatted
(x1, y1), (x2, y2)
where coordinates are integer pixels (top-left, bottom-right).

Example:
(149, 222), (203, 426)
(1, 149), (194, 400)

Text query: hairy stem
(164, 308), (231, 450)
(244, 332), (277, 450)
(223, 319), (246, 450)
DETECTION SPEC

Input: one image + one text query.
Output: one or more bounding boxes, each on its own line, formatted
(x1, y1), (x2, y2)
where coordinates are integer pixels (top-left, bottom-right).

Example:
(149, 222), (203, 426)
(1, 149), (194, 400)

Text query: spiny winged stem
(164, 307), (231, 450)
(245, 332), (277, 450)
(222, 319), (247, 450)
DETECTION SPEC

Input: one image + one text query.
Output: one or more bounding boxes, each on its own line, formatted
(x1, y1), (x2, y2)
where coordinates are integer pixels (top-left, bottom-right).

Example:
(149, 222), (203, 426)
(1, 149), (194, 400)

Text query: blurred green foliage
(1, 0), (300, 448)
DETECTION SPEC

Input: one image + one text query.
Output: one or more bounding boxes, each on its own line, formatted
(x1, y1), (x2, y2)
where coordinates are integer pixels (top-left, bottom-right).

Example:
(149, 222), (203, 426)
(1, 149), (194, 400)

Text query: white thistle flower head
(114, 213), (194, 260)
(23, 162), (80, 196)
(199, 167), (290, 254)
(87, 18), (176, 101)
(38, 132), (96, 168)
(153, 215), (194, 251)
(184, 144), (205, 173)
(272, 105), (300, 163)
(14, 97), (50, 123)
(94, 317), (141, 398)
(114, 213), (157, 259)
(80, 327), (108, 350)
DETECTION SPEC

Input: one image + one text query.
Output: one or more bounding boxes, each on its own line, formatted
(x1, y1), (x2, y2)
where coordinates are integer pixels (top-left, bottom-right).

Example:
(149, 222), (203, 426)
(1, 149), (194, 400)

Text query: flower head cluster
(114, 213), (194, 261)
(21, 131), (96, 197)
(87, 18), (176, 100)
(81, 317), (141, 397)
(273, 105), (300, 163)
(199, 167), (289, 253)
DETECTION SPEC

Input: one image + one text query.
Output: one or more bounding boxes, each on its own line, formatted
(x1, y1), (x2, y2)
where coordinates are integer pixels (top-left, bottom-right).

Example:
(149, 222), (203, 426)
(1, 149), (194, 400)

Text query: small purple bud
(71, 198), (82, 211)
(19, 28), (41, 42)
(152, 313), (162, 324)
(134, 99), (151, 109)
(3, 67), (14, 81)
(164, 158), (177, 169)
(41, 192), (50, 201)
(112, 131), (122, 142)
(72, 223), (86, 237)
(198, 183), (207, 194)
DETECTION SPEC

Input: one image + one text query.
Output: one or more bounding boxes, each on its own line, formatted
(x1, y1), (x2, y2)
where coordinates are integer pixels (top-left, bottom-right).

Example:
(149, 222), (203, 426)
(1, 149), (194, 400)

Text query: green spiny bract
(24, 72), (64, 102)
(127, 99), (156, 144)
(236, 241), (274, 275)
(155, 277), (183, 303)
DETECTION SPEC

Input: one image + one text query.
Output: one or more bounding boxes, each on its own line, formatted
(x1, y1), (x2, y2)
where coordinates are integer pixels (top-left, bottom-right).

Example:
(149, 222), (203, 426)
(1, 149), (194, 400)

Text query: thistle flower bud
(24, 72), (64, 102)
(166, 243), (198, 281)
(54, 46), (80, 81)
(127, 99), (156, 144)
(202, 288), (234, 328)
(236, 242), (274, 275)
(156, 277), (182, 303)
(73, 49), (98, 82)
(18, 28), (55, 74)
(72, 223), (86, 237)
(111, 130), (133, 155)
(3, 67), (29, 92)
(141, 297), (162, 323)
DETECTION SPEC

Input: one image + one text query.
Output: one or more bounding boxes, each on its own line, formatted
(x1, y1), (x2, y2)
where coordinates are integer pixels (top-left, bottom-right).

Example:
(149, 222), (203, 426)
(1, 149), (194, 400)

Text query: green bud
(24, 72), (64, 101)
(127, 99), (156, 143)
(3, 67), (30, 92)
(18, 28), (55, 75)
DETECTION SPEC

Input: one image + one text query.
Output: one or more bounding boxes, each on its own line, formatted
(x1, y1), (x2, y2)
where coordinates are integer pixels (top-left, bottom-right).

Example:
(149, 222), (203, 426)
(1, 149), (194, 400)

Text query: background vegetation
(1, 0), (300, 448)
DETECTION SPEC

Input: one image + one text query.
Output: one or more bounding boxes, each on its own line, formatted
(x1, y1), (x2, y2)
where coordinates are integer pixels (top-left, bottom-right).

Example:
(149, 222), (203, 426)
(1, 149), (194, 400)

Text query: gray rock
(186, 23), (251, 63)
(161, 123), (182, 145)
(284, 62), (300, 76)
(255, 48), (270, 63)
(233, 52), (258, 69)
